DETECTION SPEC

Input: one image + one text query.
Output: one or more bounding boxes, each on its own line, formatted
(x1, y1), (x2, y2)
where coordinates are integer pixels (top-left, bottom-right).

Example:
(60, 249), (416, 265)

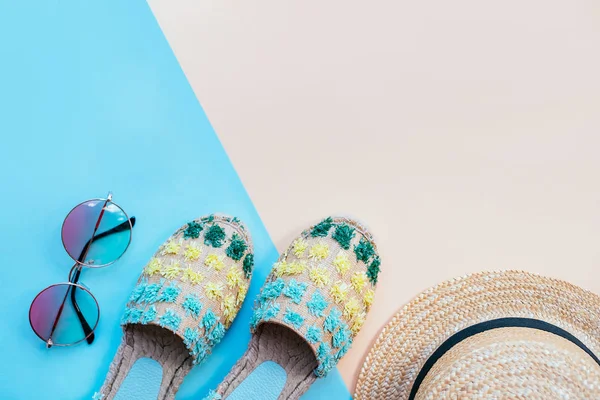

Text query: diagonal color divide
(0, 1), (349, 399)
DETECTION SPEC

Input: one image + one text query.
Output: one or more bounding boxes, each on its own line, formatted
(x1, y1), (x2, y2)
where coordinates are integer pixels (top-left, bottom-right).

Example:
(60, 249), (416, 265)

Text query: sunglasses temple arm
(75, 217), (137, 262)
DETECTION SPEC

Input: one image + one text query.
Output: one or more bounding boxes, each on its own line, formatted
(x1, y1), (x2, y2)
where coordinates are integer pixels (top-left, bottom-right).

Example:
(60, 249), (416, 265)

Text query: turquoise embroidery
(324, 308), (342, 333)
(206, 215), (215, 223)
(139, 280), (164, 304)
(334, 342), (351, 361)
(121, 307), (132, 324)
(283, 279), (308, 304)
(251, 301), (281, 330)
(128, 308), (143, 324)
(283, 308), (305, 329)
(193, 337), (209, 365)
(225, 233), (247, 261)
(264, 303), (281, 321)
(158, 282), (181, 303)
(204, 225), (226, 248)
(306, 290), (329, 317)
(207, 321), (225, 346)
(311, 217), (333, 237)
(332, 224), (355, 250)
(182, 294), (203, 318)
(129, 278), (147, 303)
(354, 238), (375, 263)
(242, 253), (254, 278)
(202, 390), (222, 400)
(141, 305), (157, 324)
(332, 323), (351, 348)
(159, 309), (182, 331)
(183, 327), (200, 347)
(367, 256), (381, 284)
(202, 309), (218, 331)
(306, 325), (323, 344)
(315, 342), (333, 377)
(260, 278), (285, 301)
(184, 221), (204, 239)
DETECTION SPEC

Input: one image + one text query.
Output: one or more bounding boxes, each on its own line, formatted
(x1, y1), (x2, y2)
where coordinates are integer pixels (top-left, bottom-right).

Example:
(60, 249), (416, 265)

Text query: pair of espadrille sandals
(96, 215), (380, 400)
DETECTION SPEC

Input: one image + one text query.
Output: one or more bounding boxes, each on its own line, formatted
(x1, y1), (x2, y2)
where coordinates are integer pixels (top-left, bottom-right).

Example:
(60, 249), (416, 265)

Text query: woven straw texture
(354, 270), (600, 399)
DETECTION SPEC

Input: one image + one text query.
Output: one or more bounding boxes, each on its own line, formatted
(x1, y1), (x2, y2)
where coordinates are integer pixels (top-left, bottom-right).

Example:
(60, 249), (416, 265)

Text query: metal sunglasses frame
(28, 192), (135, 348)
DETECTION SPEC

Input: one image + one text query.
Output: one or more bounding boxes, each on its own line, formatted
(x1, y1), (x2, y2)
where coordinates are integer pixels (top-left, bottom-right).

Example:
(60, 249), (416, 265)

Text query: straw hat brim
(354, 270), (600, 399)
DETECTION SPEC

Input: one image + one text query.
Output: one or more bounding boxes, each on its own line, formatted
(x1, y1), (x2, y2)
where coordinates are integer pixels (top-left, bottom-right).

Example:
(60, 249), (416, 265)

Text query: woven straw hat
(354, 270), (600, 399)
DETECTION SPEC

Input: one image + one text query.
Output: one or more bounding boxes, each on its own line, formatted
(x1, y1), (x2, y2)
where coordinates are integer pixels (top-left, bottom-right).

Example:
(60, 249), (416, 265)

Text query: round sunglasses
(29, 193), (135, 348)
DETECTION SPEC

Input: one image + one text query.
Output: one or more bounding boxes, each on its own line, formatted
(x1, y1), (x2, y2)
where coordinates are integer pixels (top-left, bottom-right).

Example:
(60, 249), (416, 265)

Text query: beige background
(148, 0), (600, 391)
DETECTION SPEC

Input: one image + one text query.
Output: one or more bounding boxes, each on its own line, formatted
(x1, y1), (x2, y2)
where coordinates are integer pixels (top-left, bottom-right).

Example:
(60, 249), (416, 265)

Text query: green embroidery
(183, 221), (204, 239)
(354, 238), (375, 263)
(367, 256), (381, 284)
(226, 233), (247, 261)
(311, 217), (333, 237)
(242, 253), (254, 278)
(204, 225), (226, 248)
(332, 224), (355, 250)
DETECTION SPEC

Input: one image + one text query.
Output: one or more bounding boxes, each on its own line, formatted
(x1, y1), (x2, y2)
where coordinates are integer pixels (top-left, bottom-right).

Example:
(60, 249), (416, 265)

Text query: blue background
(0, 1), (350, 399)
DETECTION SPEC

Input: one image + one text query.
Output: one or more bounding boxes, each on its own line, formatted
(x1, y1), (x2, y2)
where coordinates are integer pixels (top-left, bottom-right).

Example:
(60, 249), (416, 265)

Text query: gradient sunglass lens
(62, 199), (132, 267)
(29, 283), (99, 346)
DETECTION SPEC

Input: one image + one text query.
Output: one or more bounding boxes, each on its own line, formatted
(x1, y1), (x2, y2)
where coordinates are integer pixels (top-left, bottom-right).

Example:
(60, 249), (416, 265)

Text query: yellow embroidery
(274, 261), (288, 277)
(344, 297), (361, 320)
(292, 238), (308, 257)
(161, 239), (181, 256)
(309, 242), (329, 260)
(287, 261), (306, 275)
(145, 258), (162, 276)
(330, 281), (349, 304)
(183, 243), (203, 262)
(181, 267), (204, 285)
(204, 254), (225, 271)
(309, 266), (330, 288)
(226, 267), (243, 288)
(333, 251), (351, 276)
(221, 294), (237, 325)
(363, 289), (375, 309)
(236, 282), (248, 305)
(351, 271), (368, 293)
(204, 282), (224, 300)
(351, 312), (366, 335)
(161, 261), (181, 279)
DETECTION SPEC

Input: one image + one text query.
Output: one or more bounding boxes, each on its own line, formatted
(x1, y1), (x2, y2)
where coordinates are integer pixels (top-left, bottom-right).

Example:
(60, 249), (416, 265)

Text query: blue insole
(227, 361), (287, 400)
(114, 358), (163, 400)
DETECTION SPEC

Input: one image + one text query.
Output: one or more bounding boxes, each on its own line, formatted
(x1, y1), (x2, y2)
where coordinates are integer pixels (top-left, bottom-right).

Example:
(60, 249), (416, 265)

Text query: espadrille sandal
(95, 215), (254, 400)
(205, 216), (381, 400)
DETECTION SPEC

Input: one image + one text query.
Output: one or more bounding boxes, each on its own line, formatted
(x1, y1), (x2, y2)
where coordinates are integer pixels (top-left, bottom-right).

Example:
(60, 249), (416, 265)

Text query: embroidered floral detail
(207, 321), (226, 346)
(204, 225), (226, 247)
(161, 261), (181, 279)
(283, 279), (308, 304)
(129, 278), (147, 303)
(288, 261), (307, 275)
(332, 251), (351, 276)
(307, 290), (329, 317)
(161, 239), (181, 256)
(193, 338), (209, 365)
(251, 302), (280, 330)
(306, 325), (323, 344)
(292, 238), (308, 257)
(367, 256), (381, 284)
(145, 258), (163, 276)
(181, 267), (205, 285)
(225, 267), (244, 288)
(221, 294), (237, 325)
(334, 342), (351, 362)
(274, 261), (288, 277)
(139, 280), (164, 304)
(158, 281), (181, 303)
(182, 294), (203, 318)
(311, 217), (333, 237)
(343, 297), (361, 320)
(225, 233), (247, 261)
(242, 253), (254, 278)
(183, 327), (200, 347)
(260, 278), (285, 301)
(124, 307), (142, 324)
(283, 308), (305, 329)
(141, 305), (158, 324)
(330, 281), (349, 304)
(363, 289), (375, 310)
(159, 309), (181, 331)
(202, 309), (218, 331)
(236, 282), (248, 305)
(315, 342), (333, 377)
(351, 312), (366, 335)
(204, 254), (225, 271)
(354, 238), (375, 263)
(332, 224), (355, 250)
(324, 308), (342, 333)
(202, 390), (222, 400)
(183, 221), (204, 239)
(204, 282), (224, 300)
(351, 271), (368, 293)
(205, 215), (215, 223)
(332, 323), (351, 348)
(309, 242), (329, 260)
(184, 243), (203, 262)
(309, 266), (330, 288)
